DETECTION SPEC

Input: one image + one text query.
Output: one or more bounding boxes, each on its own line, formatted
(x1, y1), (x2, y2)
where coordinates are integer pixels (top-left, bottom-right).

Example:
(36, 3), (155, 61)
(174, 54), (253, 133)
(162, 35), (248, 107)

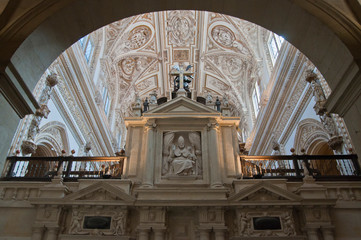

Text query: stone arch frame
(0, 0), (361, 157)
(35, 121), (70, 156)
(294, 118), (341, 175)
(294, 118), (330, 154)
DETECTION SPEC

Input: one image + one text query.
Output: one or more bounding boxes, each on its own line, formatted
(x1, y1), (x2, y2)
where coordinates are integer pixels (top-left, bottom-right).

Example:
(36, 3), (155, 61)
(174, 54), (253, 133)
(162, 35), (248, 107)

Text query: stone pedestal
(138, 229), (150, 240)
(132, 106), (142, 117)
(199, 229), (210, 240)
(305, 227), (319, 240)
(148, 103), (158, 111)
(221, 107), (231, 117)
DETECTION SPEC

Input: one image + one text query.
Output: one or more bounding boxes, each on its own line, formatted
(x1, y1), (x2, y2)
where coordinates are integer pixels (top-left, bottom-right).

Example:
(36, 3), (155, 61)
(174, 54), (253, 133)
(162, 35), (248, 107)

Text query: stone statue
(70, 211), (82, 234)
(311, 79), (326, 103)
(149, 90), (157, 104)
(215, 97), (221, 112)
(302, 161), (310, 177)
(206, 93), (213, 104)
(135, 94), (142, 107)
(168, 136), (197, 175)
(239, 213), (248, 235)
(320, 113), (338, 137)
(283, 212), (296, 236)
(223, 95), (229, 107)
(113, 211), (126, 235)
(143, 98), (149, 112)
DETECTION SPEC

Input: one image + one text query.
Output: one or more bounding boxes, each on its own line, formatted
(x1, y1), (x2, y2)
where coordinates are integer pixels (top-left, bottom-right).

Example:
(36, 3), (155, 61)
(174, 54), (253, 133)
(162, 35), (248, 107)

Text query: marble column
(306, 228), (319, 240)
(154, 228), (165, 240)
(139, 229), (150, 240)
(199, 229), (210, 240)
(46, 227), (59, 240)
(214, 229), (225, 240)
(208, 123), (222, 187)
(31, 227), (44, 240)
(142, 123), (156, 187)
(321, 227), (334, 240)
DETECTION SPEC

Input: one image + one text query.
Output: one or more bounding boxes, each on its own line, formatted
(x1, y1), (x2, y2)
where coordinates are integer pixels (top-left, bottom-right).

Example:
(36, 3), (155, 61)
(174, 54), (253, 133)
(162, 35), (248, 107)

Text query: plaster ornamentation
(236, 209), (296, 237)
(167, 11), (196, 47)
(127, 25), (152, 50)
(211, 25), (235, 48)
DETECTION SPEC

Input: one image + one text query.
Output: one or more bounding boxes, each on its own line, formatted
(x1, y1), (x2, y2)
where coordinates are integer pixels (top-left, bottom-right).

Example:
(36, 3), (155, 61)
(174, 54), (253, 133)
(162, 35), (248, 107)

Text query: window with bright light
(252, 82), (261, 117)
(268, 34), (284, 64)
(78, 36), (93, 63)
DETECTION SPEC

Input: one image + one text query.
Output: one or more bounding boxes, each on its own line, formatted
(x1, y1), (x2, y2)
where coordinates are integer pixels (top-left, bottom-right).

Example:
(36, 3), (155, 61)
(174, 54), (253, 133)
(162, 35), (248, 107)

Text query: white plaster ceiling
(97, 11), (271, 118)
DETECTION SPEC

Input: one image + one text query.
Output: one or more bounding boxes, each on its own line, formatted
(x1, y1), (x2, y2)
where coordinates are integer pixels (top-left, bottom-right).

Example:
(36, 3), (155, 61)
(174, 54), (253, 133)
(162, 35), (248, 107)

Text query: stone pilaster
(46, 227), (59, 240)
(142, 121), (157, 187)
(305, 227), (319, 240)
(31, 226), (45, 240)
(199, 228), (210, 240)
(207, 122), (222, 188)
(138, 229), (150, 240)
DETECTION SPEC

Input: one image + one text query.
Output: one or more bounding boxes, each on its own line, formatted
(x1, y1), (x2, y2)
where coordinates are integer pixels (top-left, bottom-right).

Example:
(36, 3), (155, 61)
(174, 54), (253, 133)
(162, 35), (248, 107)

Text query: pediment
(63, 182), (135, 203)
(228, 181), (302, 202)
(144, 96), (220, 115)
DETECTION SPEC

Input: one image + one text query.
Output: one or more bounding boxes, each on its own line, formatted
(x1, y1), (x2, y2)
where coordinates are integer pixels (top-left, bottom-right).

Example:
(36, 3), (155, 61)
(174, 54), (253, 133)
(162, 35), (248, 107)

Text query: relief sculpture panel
(162, 131), (202, 178)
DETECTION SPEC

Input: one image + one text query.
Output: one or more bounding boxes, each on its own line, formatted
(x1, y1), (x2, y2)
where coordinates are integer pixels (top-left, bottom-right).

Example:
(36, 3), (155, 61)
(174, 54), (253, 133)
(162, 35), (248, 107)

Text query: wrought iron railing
(240, 154), (361, 180)
(1, 156), (125, 181)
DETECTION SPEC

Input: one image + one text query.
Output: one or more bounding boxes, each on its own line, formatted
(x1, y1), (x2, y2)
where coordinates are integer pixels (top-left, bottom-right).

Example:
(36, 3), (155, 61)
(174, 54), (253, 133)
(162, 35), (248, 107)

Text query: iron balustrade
(1, 156), (125, 181)
(240, 154), (360, 181)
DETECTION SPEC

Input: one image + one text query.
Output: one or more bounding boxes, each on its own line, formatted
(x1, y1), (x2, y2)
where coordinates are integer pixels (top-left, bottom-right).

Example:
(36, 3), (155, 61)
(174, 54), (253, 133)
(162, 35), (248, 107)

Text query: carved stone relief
(162, 131), (202, 178)
(235, 209), (297, 237)
(127, 25), (152, 50)
(68, 207), (128, 236)
(211, 25), (235, 48)
(166, 11), (196, 47)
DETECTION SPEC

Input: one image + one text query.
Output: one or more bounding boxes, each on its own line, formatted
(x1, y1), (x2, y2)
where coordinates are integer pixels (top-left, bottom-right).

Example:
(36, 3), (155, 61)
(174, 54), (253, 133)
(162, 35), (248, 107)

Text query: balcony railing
(240, 154), (361, 180)
(1, 156), (125, 181)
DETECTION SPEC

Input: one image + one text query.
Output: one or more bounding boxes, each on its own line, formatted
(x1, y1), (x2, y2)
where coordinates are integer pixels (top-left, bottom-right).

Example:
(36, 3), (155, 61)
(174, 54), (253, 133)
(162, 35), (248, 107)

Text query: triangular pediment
(228, 181), (302, 202)
(144, 96), (220, 115)
(63, 182), (135, 203)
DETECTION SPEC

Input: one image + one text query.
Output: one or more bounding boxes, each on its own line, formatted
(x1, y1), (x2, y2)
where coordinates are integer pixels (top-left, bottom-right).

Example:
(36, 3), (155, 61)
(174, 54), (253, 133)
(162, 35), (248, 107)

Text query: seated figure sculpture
(168, 136), (196, 175)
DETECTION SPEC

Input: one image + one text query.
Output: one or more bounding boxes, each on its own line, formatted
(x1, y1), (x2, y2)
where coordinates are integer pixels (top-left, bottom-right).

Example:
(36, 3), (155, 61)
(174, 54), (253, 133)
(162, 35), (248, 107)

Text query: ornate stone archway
(0, 0), (361, 161)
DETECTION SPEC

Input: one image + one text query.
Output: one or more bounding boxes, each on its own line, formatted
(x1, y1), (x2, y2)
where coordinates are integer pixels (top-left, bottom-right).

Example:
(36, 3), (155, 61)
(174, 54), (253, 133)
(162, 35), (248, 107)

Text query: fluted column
(31, 227), (44, 240)
(208, 123), (222, 187)
(306, 228), (319, 240)
(138, 229), (150, 240)
(46, 227), (59, 240)
(142, 122), (157, 187)
(154, 228), (165, 240)
(199, 229), (210, 240)
(321, 227), (334, 240)
(214, 229), (225, 240)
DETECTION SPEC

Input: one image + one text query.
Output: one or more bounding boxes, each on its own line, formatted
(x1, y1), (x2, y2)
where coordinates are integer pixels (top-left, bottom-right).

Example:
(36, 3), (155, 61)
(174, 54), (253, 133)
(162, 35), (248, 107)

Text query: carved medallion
(211, 25), (235, 48)
(167, 11), (196, 46)
(127, 25), (151, 49)
(120, 57), (135, 75)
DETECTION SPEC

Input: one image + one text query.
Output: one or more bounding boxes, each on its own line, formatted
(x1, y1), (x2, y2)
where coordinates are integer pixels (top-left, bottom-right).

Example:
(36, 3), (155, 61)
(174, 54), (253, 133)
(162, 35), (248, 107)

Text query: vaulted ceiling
(94, 11), (273, 120)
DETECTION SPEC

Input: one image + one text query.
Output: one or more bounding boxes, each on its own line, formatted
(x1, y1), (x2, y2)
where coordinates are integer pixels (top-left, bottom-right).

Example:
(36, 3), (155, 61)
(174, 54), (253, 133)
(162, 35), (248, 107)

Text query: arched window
(78, 36), (94, 63)
(252, 81), (261, 117)
(102, 86), (111, 116)
(268, 33), (284, 64)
